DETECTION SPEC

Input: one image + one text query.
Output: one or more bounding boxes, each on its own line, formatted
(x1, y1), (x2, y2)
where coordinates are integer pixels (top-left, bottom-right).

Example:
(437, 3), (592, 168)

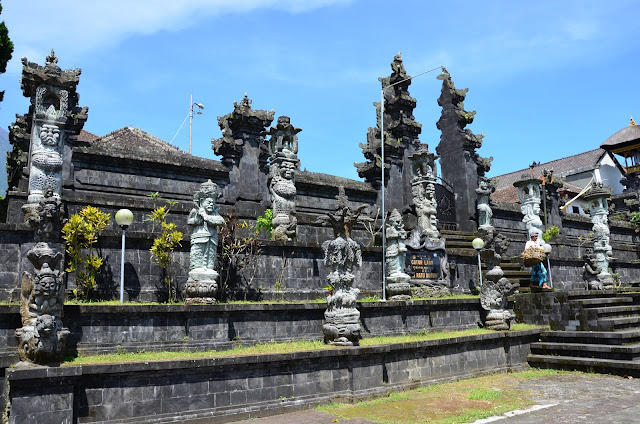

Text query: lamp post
(472, 238), (485, 287)
(115, 209), (134, 304)
(543, 242), (553, 288)
(380, 65), (448, 300)
(188, 90), (205, 155)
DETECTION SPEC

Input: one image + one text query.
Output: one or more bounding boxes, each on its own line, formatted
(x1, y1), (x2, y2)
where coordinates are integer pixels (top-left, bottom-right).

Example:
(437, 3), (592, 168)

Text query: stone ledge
(5, 330), (540, 423)
(6, 329), (540, 381)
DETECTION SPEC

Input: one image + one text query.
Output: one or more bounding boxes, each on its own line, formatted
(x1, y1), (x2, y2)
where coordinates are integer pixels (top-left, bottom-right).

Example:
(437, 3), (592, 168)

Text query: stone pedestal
(185, 269), (219, 304)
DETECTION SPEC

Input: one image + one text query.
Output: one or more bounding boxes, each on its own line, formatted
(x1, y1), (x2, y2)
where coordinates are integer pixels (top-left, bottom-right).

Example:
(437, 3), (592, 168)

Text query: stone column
(16, 189), (70, 365)
(513, 175), (544, 237)
(436, 70), (491, 231)
(355, 53), (423, 213)
(13, 51), (88, 216)
(266, 116), (301, 241)
(583, 182), (614, 289)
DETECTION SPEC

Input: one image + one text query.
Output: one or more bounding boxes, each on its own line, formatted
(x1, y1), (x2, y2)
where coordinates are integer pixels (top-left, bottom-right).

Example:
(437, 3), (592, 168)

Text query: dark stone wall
(0, 299), (482, 361)
(5, 329), (541, 424)
(0, 225), (34, 303)
(491, 203), (640, 286)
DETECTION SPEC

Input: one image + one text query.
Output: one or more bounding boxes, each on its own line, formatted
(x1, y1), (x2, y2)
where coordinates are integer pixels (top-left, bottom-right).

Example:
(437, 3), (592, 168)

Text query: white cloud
(2, 0), (352, 73)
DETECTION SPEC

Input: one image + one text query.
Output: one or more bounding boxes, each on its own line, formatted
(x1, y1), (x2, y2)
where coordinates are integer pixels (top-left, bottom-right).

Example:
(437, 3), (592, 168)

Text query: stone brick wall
(492, 203), (640, 286)
(5, 329), (541, 424)
(0, 299), (482, 363)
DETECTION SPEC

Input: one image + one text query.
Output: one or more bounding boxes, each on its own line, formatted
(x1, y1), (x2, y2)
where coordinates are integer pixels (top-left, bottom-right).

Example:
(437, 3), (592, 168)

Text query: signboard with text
(406, 251), (441, 280)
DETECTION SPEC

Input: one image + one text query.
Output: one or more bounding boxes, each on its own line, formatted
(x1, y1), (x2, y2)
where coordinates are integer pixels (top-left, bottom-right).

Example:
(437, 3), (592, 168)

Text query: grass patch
(318, 369), (568, 424)
(64, 300), (164, 306)
(63, 339), (328, 365)
(61, 324), (546, 366)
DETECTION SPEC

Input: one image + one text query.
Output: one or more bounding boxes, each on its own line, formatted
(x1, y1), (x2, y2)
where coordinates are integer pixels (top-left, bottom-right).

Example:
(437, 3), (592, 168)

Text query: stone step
(540, 329), (640, 345)
(596, 316), (640, 331)
(527, 354), (640, 377)
(530, 341), (640, 361)
(566, 290), (624, 301)
(499, 262), (525, 270)
(572, 297), (634, 308)
(441, 230), (477, 238)
(596, 305), (640, 319)
(499, 270), (531, 277)
(445, 248), (477, 257)
(516, 286), (554, 294)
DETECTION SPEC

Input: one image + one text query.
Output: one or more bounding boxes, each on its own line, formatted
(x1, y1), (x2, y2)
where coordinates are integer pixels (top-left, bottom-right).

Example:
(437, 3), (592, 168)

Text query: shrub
(148, 198), (183, 303)
(62, 206), (110, 300)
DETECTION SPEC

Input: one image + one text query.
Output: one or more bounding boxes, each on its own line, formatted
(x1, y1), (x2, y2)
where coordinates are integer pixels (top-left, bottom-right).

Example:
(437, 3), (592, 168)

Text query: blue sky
(2, 0), (639, 181)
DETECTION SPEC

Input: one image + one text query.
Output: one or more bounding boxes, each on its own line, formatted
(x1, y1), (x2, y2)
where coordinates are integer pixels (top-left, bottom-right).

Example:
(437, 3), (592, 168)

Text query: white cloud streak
(3, 0), (352, 73)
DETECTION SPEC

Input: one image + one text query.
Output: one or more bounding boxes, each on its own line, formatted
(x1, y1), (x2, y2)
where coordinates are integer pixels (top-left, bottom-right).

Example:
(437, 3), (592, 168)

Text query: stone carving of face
(426, 183), (436, 199)
(36, 314), (55, 336)
(40, 124), (60, 147)
(34, 266), (58, 298)
(411, 184), (424, 199)
(281, 162), (295, 179)
(202, 197), (215, 213)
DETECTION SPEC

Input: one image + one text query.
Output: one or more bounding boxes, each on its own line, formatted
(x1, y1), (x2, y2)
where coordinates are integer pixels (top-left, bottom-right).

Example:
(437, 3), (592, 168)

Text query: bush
(148, 196), (183, 303)
(62, 206), (110, 300)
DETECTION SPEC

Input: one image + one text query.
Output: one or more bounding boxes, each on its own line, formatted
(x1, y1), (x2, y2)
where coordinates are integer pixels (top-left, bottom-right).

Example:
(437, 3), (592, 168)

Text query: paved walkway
(233, 373), (640, 424)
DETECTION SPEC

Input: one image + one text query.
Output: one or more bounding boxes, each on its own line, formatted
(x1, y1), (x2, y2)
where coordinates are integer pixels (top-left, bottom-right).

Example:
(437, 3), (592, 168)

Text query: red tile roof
(490, 149), (607, 203)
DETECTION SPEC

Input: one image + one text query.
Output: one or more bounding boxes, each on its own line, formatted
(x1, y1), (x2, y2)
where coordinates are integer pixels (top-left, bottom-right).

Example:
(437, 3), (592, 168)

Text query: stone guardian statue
(513, 174), (544, 238)
(385, 209), (411, 300)
(267, 116), (301, 241)
(583, 182), (614, 289)
(476, 176), (495, 232)
(317, 189), (372, 346)
(186, 180), (225, 304)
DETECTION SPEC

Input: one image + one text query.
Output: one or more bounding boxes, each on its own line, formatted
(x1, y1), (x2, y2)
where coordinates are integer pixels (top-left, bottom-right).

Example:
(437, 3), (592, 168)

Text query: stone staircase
(528, 291), (640, 376)
(441, 230), (531, 289)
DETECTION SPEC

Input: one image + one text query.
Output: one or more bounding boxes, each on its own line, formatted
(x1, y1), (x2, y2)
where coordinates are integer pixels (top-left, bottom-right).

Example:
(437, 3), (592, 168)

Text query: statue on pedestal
(186, 180), (225, 304)
(385, 209), (411, 300)
(476, 177), (494, 232)
(513, 174), (543, 238)
(317, 189), (371, 346)
(480, 233), (517, 330)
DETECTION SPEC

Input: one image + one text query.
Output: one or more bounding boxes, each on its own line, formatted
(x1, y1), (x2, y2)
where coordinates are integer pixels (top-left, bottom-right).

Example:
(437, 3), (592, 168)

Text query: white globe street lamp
(115, 209), (134, 304)
(472, 238), (485, 287)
